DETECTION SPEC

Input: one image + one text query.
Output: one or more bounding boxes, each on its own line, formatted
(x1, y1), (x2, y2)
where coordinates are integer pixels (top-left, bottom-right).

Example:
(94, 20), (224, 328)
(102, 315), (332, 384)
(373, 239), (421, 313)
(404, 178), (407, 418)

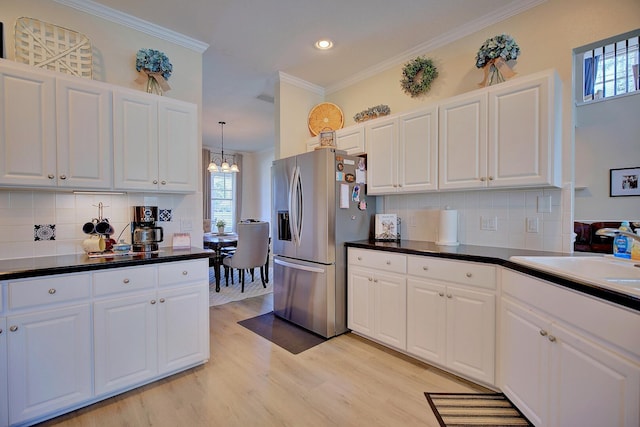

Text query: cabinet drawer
(158, 259), (208, 287)
(407, 256), (496, 289)
(8, 274), (90, 310)
(94, 265), (157, 297)
(348, 248), (406, 274)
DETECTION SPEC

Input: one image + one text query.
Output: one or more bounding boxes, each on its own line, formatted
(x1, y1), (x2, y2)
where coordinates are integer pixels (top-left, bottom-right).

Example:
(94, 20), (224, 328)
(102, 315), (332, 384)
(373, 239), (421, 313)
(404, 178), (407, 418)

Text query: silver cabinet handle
(159, 298), (165, 303)
(446, 294), (452, 298)
(438, 292), (444, 297)
(488, 176), (494, 181)
(182, 271), (188, 275)
(150, 300), (156, 305)
(59, 174), (67, 180)
(368, 277), (372, 282)
(10, 326), (18, 332)
(153, 180), (158, 184)
(386, 260), (391, 265)
(48, 174), (55, 179)
(161, 180), (166, 185)
(548, 335), (557, 342)
(465, 272), (472, 278)
(539, 330), (548, 337)
(48, 288), (56, 294)
(373, 279), (378, 283)
(423, 266), (428, 271)
(357, 256), (362, 261)
(123, 278), (130, 284)
(480, 177), (486, 182)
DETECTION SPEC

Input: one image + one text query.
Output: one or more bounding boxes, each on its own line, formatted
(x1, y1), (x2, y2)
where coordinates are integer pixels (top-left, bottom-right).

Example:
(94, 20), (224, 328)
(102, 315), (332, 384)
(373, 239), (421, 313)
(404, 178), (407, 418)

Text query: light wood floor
(39, 294), (487, 427)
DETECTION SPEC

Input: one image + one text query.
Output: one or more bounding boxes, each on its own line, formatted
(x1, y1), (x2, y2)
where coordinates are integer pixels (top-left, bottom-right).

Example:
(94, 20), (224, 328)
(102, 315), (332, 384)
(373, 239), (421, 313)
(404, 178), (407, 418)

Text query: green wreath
(400, 56), (438, 97)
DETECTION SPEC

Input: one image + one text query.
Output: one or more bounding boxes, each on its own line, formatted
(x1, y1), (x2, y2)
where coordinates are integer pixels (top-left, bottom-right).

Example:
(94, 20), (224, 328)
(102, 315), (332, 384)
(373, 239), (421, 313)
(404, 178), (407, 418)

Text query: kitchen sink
(509, 255), (640, 297)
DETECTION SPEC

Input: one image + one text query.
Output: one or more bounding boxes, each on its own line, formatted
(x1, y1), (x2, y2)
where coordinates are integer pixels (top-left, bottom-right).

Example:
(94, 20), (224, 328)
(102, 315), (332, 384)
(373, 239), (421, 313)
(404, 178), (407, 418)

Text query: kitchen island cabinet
(0, 250), (209, 427)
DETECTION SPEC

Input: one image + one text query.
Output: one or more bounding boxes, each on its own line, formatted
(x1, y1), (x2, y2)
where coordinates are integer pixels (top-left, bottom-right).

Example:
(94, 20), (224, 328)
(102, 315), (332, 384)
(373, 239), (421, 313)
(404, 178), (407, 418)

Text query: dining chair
(222, 221), (269, 292)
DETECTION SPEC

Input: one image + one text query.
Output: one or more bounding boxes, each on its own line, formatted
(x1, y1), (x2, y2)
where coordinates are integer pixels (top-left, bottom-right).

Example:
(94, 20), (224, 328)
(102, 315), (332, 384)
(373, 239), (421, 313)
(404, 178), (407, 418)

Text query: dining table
(203, 232), (238, 292)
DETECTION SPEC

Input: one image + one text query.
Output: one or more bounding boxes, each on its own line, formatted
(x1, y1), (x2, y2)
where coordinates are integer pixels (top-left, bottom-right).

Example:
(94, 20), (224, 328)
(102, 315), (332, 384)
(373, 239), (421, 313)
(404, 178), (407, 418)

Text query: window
(577, 30), (639, 103)
(210, 172), (236, 232)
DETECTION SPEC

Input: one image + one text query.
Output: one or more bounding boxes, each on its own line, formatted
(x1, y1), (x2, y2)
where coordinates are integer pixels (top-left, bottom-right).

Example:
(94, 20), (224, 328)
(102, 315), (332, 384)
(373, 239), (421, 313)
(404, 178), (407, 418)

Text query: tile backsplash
(381, 183), (574, 253)
(0, 190), (203, 260)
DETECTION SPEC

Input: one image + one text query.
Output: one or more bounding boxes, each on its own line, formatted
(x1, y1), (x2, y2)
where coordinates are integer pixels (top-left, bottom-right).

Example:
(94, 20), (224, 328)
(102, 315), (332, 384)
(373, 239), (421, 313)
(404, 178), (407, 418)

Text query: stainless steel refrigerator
(272, 148), (375, 338)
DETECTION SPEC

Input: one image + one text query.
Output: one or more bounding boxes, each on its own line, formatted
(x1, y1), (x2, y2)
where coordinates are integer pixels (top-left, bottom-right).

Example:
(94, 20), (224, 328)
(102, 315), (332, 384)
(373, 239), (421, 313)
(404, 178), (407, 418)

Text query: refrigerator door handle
(288, 166), (299, 245)
(295, 165), (303, 244)
(274, 258), (325, 274)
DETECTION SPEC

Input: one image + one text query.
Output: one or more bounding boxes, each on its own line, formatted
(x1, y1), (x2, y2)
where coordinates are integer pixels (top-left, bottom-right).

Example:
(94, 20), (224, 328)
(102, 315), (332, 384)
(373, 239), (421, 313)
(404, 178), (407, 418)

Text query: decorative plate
(308, 102), (344, 136)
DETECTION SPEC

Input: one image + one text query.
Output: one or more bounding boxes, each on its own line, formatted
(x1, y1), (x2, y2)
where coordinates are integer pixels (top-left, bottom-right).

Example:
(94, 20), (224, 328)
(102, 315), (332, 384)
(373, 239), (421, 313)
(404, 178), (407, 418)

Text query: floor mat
(238, 311), (326, 354)
(424, 392), (533, 426)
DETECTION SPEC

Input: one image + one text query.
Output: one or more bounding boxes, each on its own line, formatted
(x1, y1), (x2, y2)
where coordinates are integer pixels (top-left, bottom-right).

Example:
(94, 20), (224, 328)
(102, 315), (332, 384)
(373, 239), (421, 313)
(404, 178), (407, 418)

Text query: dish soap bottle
(631, 230), (640, 261)
(613, 221), (632, 259)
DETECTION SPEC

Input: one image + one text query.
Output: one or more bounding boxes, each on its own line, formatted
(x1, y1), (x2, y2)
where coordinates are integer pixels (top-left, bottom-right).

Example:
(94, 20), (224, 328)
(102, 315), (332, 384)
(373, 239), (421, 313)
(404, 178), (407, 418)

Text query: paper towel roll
(436, 209), (459, 246)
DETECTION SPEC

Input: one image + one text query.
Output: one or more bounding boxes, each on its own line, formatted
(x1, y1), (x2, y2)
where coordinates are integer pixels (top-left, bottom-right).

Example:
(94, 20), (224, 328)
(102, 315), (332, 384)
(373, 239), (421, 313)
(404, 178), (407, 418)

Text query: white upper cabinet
(336, 124), (365, 154)
(365, 116), (398, 194)
(56, 76), (112, 189)
(439, 69), (562, 190)
(113, 90), (197, 192)
(0, 62), (57, 187)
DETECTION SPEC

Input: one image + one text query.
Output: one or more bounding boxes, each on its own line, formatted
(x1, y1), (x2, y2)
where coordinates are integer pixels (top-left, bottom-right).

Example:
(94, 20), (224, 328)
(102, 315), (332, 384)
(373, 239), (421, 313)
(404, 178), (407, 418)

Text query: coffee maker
(131, 206), (164, 252)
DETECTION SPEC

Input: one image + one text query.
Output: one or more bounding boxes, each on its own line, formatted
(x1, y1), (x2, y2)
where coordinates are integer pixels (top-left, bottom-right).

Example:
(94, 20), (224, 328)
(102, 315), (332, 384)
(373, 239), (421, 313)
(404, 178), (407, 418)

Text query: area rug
(424, 392), (532, 427)
(209, 268), (273, 307)
(237, 311), (326, 354)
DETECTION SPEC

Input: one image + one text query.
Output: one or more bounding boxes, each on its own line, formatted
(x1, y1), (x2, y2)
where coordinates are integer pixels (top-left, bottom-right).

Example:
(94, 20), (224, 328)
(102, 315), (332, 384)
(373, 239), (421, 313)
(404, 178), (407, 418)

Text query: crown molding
(326, 0), (546, 94)
(53, 0), (209, 53)
(279, 71), (325, 95)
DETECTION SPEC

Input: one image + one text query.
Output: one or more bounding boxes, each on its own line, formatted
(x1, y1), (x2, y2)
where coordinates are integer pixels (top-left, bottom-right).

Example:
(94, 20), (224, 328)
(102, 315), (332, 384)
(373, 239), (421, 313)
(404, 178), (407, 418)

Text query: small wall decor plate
(15, 17), (92, 78)
(308, 102), (344, 136)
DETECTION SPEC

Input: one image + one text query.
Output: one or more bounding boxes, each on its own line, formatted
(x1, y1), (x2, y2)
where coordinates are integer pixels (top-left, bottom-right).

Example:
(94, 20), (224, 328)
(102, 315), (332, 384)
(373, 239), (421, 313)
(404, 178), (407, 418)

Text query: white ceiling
(87, 0), (536, 153)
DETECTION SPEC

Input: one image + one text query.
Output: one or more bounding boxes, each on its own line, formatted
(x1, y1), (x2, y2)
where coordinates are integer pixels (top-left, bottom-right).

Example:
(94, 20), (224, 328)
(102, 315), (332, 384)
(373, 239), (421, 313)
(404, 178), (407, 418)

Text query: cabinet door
(365, 118), (397, 194)
(0, 66), (56, 187)
(549, 323), (640, 427)
(347, 267), (375, 336)
(157, 285), (209, 374)
(94, 292), (158, 396)
(488, 73), (559, 188)
(438, 92), (487, 190)
(500, 298), (549, 427)
(445, 285), (495, 384)
(56, 77), (112, 189)
(336, 125), (365, 154)
(113, 91), (159, 191)
(373, 271), (406, 350)
(399, 107), (438, 192)
(0, 318), (7, 427)
(157, 100), (198, 192)
(7, 305), (92, 426)
(407, 278), (446, 364)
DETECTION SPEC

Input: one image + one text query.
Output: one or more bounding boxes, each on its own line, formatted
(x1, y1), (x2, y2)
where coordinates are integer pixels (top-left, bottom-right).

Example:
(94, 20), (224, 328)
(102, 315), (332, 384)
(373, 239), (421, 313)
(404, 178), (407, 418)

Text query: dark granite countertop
(0, 247), (211, 281)
(346, 240), (639, 311)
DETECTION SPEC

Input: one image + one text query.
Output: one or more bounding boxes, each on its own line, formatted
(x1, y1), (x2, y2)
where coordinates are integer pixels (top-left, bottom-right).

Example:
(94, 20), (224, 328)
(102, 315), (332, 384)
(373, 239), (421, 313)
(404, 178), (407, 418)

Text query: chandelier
(207, 121), (239, 173)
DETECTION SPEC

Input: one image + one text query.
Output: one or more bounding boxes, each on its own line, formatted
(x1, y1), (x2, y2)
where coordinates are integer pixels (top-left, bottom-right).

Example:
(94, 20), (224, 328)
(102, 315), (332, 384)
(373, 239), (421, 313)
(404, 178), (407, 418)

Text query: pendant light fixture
(207, 121), (239, 173)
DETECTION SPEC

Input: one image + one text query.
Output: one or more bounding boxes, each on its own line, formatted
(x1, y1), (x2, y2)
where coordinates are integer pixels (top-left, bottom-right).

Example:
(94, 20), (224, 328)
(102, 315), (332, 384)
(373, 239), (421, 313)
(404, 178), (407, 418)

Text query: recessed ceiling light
(315, 39), (333, 50)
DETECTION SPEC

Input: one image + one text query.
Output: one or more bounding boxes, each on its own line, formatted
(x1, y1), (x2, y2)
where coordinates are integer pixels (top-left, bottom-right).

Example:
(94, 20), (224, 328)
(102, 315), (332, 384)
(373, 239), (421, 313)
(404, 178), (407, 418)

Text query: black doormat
(425, 392), (533, 426)
(238, 311), (327, 354)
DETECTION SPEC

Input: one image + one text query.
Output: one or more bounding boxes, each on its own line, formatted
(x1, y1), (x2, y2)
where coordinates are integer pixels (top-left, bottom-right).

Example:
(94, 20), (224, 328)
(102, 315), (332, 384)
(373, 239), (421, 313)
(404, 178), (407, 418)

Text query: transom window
(576, 29), (639, 103)
(210, 172), (236, 232)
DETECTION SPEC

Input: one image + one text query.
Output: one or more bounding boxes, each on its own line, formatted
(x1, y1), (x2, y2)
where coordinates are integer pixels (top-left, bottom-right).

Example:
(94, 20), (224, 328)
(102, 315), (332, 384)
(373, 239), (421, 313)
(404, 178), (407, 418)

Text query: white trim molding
(278, 71), (325, 96)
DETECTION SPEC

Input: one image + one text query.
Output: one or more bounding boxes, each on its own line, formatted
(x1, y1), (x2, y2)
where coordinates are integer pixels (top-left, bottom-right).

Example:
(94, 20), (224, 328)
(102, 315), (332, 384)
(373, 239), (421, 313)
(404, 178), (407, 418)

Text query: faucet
(595, 228), (640, 243)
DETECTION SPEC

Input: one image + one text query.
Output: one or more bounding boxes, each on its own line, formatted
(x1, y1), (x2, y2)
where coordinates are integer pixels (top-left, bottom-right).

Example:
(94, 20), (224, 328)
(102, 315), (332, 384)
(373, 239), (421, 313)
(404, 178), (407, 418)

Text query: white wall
(241, 148), (275, 223)
(0, 0), (205, 259)
(575, 94), (640, 221)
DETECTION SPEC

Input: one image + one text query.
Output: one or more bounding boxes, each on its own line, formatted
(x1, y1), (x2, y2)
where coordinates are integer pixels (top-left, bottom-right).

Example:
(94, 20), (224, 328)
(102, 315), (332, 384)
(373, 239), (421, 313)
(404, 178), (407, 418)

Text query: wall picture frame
(610, 167), (640, 197)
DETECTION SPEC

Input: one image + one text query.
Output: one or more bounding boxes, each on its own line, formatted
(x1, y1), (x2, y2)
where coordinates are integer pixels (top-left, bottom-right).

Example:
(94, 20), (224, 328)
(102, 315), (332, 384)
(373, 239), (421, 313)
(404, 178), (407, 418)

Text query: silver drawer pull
(465, 272), (472, 278)
(357, 256), (362, 261)
(373, 279), (378, 283)
(159, 298), (165, 303)
(123, 278), (130, 284)
(48, 174), (55, 179)
(48, 288), (56, 294)
(182, 271), (188, 275)
(548, 335), (557, 343)
(438, 292), (444, 297)
(59, 174), (67, 180)
(368, 277), (372, 281)
(446, 294), (452, 298)
(539, 330), (548, 337)
(161, 180), (166, 185)
(153, 180), (158, 184)
(150, 300), (156, 305)
(10, 326), (18, 332)
(423, 266), (428, 271)
(386, 260), (391, 265)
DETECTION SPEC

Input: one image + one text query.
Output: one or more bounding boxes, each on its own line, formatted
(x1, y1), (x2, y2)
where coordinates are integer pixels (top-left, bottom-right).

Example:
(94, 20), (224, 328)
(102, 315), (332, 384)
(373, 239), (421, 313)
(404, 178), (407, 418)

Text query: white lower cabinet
(0, 317), (8, 427)
(406, 256), (496, 385)
(0, 258), (209, 426)
(7, 305), (92, 426)
(500, 270), (640, 427)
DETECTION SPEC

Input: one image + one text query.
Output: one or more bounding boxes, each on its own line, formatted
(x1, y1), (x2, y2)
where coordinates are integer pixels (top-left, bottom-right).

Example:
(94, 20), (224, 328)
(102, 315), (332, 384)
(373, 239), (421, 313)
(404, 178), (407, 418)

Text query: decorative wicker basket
(14, 17), (93, 78)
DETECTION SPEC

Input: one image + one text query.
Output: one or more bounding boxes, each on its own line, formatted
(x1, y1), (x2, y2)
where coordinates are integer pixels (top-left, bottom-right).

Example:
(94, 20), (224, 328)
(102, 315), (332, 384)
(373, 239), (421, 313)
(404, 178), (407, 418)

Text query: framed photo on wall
(610, 167), (640, 197)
